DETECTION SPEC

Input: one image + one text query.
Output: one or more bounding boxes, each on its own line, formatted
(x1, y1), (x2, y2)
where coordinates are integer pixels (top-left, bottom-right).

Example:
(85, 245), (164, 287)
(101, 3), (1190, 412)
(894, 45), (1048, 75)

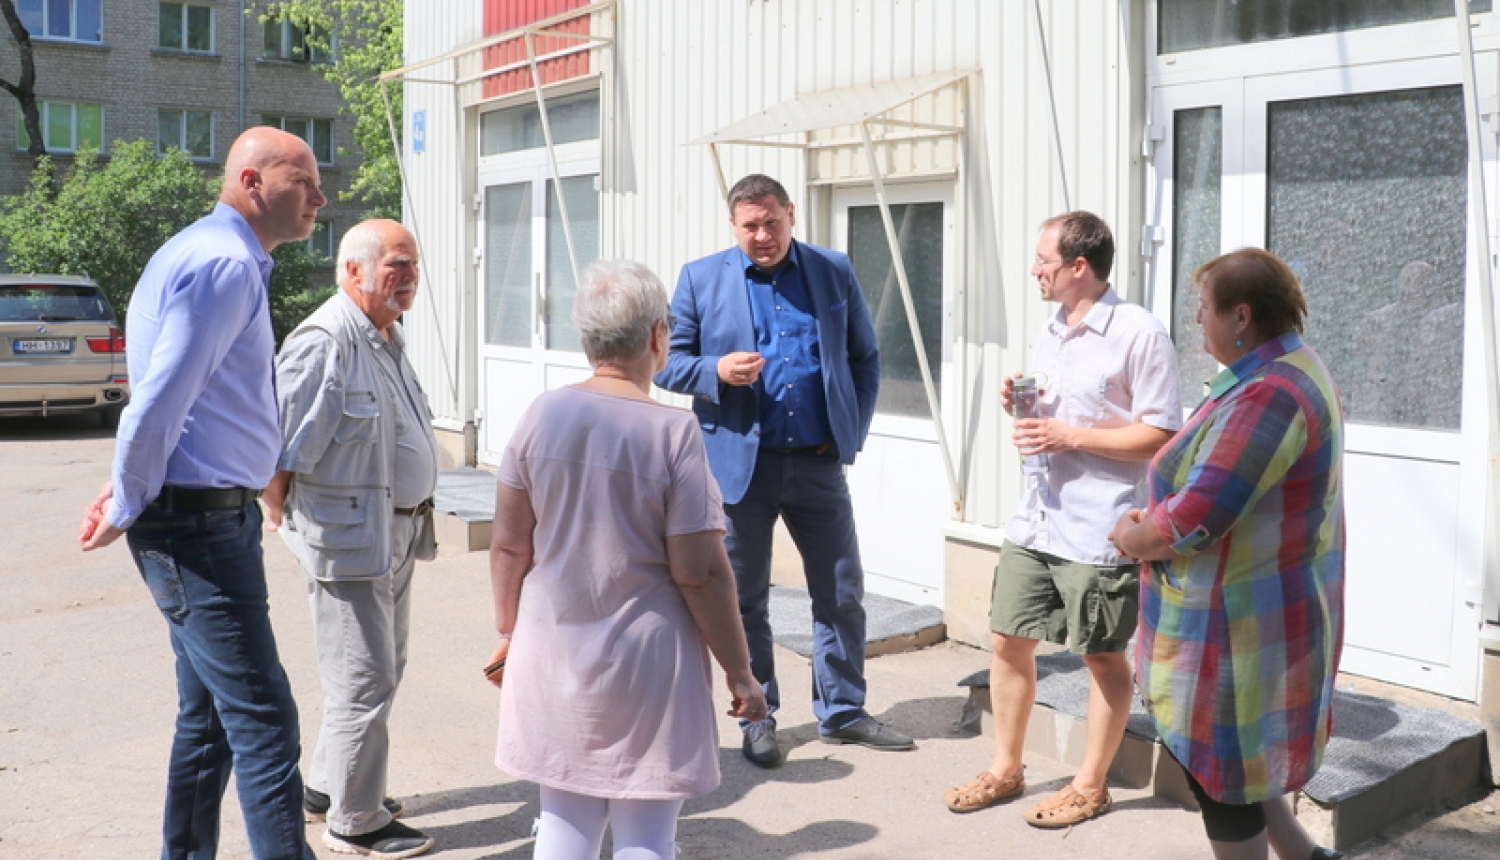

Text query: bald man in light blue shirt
(81, 126), (327, 860)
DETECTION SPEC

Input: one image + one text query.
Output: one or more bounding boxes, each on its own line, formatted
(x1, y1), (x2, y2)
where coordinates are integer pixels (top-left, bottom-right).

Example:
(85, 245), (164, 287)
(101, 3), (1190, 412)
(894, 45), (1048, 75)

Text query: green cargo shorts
(989, 540), (1139, 654)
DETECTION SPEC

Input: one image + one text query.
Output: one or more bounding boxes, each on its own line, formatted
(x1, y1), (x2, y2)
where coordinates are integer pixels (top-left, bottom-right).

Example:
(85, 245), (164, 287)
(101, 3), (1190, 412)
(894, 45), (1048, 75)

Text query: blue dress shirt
(108, 203), (282, 529)
(743, 242), (834, 450)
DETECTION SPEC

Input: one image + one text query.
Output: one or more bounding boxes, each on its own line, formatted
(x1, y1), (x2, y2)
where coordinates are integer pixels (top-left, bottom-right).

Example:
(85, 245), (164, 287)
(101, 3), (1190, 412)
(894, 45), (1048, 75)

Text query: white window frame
(157, 109), (213, 160)
(17, 0), (102, 42)
(18, 101), (103, 154)
(158, 2), (214, 53)
(832, 183), (957, 445)
(262, 115), (334, 165)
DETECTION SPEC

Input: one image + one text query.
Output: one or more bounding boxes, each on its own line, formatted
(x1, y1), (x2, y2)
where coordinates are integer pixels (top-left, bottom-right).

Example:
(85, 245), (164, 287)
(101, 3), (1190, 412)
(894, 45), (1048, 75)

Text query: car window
(0, 285), (112, 322)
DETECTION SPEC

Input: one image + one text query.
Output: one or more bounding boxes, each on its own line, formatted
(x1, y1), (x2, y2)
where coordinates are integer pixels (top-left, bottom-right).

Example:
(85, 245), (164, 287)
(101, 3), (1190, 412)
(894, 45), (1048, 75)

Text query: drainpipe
(238, 0), (246, 132)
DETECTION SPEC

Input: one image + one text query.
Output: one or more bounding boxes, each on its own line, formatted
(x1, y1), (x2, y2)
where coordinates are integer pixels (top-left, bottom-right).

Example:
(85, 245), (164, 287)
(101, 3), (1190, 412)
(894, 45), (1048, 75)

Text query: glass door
(477, 156), (599, 465)
(1148, 54), (1494, 699)
(833, 183), (956, 606)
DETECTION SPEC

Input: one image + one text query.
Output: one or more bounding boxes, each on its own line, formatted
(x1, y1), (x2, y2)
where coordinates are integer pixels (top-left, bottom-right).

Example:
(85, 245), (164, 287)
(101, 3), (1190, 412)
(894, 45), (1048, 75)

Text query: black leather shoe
(742, 719), (783, 768)
(820, 716), (915, 750)
(1309, 850), (1346, 860)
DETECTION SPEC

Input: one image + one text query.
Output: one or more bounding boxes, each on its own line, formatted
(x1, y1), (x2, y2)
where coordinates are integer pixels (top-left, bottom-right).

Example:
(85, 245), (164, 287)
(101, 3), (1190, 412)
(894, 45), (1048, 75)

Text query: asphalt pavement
(1, 415), (1495, 859)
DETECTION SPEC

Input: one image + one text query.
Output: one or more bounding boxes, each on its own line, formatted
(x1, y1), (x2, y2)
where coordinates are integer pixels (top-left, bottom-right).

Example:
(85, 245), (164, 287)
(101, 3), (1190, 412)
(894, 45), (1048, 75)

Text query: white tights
(533, 785), (683, 860)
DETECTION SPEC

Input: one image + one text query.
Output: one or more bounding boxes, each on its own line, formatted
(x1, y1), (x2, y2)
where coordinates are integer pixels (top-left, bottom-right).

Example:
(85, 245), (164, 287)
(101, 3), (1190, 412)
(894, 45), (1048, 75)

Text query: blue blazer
(654, 242), (880, 505)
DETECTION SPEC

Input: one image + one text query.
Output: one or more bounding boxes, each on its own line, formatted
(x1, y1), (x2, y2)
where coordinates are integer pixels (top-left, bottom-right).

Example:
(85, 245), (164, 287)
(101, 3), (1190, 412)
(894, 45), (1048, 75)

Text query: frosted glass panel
(481, 90), (600, 156)
(1267, 86), (1465, 431)
(1160, 0), (1491, 53)
(1170, 107), (1222, 408)
(848, 203), (943, 418)
(544, 175), (599, 353)
(485, 182), (532, 348)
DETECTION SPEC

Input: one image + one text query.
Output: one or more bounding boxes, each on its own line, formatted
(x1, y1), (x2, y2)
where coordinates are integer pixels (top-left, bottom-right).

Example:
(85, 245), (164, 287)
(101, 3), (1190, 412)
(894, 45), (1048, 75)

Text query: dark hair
(727, 174), (792, 214)
(1041, 211), (1114, 281)
(1195, 248), (1307, 338)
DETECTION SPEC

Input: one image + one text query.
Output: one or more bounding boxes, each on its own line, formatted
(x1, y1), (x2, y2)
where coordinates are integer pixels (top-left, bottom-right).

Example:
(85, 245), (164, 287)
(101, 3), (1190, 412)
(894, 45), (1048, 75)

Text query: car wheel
(100, 404), (123, 430)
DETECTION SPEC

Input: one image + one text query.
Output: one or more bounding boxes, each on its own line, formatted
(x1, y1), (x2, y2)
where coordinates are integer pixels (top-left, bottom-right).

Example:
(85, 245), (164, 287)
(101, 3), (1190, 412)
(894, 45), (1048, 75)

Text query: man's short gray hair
(336, 222), (384, 293)
(573, 259), (669, 365)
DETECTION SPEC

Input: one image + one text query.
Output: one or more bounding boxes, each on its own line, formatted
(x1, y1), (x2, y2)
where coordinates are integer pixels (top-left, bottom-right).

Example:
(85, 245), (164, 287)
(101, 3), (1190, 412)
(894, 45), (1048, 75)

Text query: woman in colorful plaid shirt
(1111, 248), (1345, 860)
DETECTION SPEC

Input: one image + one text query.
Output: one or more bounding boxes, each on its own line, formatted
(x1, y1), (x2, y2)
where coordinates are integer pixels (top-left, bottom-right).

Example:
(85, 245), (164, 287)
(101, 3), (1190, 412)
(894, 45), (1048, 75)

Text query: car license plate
(13, 338), (72, 354)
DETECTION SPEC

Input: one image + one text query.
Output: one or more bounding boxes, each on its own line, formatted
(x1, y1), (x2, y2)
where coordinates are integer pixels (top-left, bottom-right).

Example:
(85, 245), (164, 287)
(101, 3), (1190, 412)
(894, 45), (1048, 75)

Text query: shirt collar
(739, 239), (801, 277)
(211, 202), (274, 285)
(333, 289), (403, 350)
(1047, 286), (1120, 337)
(1206, 331), (1303, 399)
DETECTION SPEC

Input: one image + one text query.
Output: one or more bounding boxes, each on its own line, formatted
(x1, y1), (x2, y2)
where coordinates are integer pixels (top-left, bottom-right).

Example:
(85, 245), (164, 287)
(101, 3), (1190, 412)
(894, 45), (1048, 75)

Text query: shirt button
(786, 384), (792, 389)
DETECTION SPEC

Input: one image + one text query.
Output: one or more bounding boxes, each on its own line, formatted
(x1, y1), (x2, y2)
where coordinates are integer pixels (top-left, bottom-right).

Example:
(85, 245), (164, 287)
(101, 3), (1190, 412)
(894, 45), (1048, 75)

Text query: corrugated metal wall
(402, 3), (485, 429)
(402, 0), (1145, 530)
(482, 0), (592, 99)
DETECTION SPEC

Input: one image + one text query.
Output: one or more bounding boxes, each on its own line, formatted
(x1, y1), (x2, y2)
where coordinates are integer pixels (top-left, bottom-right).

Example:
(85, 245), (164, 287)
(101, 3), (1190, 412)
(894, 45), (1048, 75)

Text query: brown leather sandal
(942, 767), (1026, 813)
(1024, 785), (1112, 828)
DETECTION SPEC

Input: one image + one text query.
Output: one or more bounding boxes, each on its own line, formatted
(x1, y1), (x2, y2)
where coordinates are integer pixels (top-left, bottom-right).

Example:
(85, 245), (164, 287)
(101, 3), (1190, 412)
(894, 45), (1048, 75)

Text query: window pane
(187, 6), (212, 51)
(312, 119), (332, 163)
(284, 117), (308, 140)
(1267, 86), (1466, 430)
(1160, 0), (1492, 53)
(18, 0), (42, 35)
(47, 0), (69, 37)
(77, 104), (101, 149)
(158, 110), (181, 154)
(264, 20), (281, 56)
(76, 0), (101, 40)
(1170, 107), (1222, 408)
(47, 103), (71, 150)
(159, 3), (182, 48)
(848, 202), (944, 417)
(185, 111), (211, 157)
(545, 175), (600, 352)
(15, 112), (28, 149)
(480, 90), (600, 156)
(485, 183), (533, 347)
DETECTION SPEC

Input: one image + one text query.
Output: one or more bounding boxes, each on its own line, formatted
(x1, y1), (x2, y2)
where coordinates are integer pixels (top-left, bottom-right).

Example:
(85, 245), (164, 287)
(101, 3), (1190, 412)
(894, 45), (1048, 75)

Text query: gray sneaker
(821, 716), (915, 750)
(323, 819), (434, 859)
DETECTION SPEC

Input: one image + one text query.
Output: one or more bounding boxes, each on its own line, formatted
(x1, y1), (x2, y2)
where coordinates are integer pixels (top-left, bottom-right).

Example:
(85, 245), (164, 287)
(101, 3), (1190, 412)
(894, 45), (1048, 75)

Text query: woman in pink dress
(485, 259), (766, 860)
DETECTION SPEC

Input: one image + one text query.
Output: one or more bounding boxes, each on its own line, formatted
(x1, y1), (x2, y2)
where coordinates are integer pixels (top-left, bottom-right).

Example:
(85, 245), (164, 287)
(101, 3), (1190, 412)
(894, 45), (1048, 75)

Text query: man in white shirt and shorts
(942, 211), (1182, 829)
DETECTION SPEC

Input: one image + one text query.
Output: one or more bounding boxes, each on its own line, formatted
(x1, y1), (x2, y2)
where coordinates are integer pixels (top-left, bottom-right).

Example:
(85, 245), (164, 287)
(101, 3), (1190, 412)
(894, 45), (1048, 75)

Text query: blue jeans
(725, 450), (868, 734)
(128, 501), (313, 860)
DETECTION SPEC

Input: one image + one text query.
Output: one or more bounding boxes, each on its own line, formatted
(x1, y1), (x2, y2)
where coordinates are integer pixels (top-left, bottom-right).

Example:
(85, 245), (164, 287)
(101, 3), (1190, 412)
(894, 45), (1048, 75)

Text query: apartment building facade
(2, 0), (363, 260)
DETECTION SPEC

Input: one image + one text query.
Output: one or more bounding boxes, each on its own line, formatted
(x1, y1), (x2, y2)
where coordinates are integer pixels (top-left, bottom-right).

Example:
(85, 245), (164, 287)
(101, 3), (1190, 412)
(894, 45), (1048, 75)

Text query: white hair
(572, 259), (669, 365)
(336, 221), (385, 293)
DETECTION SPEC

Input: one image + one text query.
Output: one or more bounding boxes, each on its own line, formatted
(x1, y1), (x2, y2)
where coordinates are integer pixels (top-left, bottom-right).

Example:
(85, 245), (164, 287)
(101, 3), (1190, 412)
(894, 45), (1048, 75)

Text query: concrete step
(432, 468), (947, 657)
(956, 650), (1489, 851)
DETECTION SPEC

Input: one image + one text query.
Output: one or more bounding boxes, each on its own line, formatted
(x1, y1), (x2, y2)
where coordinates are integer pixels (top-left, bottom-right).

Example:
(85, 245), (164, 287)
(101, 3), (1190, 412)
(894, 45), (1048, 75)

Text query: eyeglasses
(1033, 256), (1073, 268)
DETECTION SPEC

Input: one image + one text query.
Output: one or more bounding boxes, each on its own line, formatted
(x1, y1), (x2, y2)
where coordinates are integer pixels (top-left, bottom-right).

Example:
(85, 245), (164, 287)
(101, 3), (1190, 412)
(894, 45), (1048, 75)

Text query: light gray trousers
(305, 514), (419, 836)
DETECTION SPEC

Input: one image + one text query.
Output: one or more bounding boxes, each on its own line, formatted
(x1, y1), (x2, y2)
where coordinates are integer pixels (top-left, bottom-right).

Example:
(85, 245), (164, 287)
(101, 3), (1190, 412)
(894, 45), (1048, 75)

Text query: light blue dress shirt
(108, 203), (282, 529)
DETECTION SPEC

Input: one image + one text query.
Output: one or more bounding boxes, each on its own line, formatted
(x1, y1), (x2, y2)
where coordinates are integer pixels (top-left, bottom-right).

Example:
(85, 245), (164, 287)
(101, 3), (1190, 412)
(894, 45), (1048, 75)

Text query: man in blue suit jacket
(655, 174), (913, 767)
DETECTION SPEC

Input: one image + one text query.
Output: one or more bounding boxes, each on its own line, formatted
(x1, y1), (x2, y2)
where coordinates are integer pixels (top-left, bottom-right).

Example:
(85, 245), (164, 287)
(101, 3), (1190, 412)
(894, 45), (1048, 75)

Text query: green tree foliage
(0, 139), (330, 342)
(263, 0), (403, 219)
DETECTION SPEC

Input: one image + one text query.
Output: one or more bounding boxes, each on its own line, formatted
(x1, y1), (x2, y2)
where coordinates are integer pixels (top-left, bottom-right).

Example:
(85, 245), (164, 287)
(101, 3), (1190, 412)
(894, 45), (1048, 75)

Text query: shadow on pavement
(0, 413), (115, 440)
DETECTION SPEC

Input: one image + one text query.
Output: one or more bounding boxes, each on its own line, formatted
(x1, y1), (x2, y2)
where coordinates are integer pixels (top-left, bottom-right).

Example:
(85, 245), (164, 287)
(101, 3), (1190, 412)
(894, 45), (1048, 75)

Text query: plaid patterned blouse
(1138, 333), (1345, 805)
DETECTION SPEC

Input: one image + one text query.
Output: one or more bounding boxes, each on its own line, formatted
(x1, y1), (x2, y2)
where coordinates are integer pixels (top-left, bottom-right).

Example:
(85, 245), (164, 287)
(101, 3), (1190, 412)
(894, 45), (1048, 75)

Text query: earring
(1235, 338), (1243, 348)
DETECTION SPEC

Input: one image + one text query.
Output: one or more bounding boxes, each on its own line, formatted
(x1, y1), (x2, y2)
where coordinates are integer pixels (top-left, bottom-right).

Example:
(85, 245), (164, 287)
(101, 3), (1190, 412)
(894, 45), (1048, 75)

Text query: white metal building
(393, 0), (1500, 711)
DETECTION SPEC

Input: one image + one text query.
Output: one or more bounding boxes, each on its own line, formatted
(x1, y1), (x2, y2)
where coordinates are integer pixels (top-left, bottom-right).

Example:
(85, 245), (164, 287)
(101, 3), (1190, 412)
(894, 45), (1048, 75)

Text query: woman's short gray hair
(573, 259), (670, 365)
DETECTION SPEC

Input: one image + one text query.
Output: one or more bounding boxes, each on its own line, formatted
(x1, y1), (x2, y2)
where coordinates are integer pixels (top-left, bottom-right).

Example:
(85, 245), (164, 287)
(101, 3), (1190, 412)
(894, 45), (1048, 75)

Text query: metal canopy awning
(690, 69), (972, 146)
(699, 70), (976, 517)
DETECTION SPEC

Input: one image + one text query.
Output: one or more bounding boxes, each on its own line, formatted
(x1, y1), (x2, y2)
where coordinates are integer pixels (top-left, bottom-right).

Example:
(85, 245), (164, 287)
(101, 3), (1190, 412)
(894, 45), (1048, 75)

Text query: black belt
(763, 444), (834, 457)
(394, 498), (434, 517)
(148, 485), (260, 513)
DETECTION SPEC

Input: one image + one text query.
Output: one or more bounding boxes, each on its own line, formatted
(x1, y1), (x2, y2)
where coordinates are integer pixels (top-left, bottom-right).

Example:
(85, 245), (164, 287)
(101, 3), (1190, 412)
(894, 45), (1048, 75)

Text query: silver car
(0, 274), (130, 428)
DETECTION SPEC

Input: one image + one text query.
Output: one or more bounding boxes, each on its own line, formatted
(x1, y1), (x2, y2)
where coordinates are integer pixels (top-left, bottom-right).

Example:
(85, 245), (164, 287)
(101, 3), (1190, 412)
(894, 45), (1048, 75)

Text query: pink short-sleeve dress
(495, 386), (726, 799)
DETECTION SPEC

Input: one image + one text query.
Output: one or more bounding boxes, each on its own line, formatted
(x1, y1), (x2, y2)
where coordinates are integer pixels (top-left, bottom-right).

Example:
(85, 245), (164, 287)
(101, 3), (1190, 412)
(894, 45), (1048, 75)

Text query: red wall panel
(482, 0), (592, 99)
